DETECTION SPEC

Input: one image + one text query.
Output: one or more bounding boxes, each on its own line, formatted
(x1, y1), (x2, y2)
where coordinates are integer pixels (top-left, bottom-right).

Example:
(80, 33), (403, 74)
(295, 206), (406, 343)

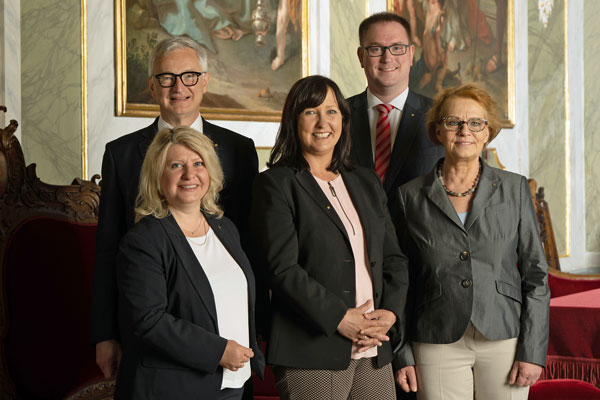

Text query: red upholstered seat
(4, 218), (99, 398)
(253, 342), (280, 399)
(548, 270), (600, 298)
(0, 116), (113, 399)
(529, 379), (600, 400)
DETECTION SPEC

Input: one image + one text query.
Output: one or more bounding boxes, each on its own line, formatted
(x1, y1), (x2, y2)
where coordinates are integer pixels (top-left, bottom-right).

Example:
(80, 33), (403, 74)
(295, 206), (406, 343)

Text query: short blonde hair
(426, 84), (502, 146)
(134, 127), (224, 222)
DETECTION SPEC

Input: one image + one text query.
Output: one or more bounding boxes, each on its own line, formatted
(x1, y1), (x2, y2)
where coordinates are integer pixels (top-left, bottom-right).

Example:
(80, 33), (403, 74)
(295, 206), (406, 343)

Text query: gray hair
(147, 36), (208, 76)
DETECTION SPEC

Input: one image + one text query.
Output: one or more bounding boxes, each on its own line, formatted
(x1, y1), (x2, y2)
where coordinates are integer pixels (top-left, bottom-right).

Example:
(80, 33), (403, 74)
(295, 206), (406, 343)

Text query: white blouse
(187, 228), (250, 390)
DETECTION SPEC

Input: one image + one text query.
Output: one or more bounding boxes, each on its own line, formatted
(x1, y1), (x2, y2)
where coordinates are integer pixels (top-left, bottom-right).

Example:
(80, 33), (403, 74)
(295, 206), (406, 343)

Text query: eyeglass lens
(156, 72), (202, 88)
(365, 45), (408, 57)
(444, 117), (487, 132)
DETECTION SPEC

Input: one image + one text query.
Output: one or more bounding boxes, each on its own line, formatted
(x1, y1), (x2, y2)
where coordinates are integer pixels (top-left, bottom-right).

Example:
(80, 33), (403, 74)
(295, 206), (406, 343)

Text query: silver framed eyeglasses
(441, 116), (488, 132)
(362, 44), (410, 57)
(154, 71), (205, 88)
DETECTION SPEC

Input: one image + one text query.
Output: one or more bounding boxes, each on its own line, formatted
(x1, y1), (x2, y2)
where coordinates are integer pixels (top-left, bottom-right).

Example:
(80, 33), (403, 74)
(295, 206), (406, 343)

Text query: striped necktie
(375, 103), (394, 182)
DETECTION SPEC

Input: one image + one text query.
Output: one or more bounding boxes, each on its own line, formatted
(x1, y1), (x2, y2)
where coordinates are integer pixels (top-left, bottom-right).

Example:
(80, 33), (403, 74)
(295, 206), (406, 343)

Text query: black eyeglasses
(362, 44), (410, 57)
(441, 116), (489, 132)
(154, 71), (205, 88)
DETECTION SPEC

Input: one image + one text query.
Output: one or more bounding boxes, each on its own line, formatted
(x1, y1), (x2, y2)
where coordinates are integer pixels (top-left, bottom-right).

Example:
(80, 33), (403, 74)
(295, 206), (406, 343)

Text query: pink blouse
(314, 174), (377, 359)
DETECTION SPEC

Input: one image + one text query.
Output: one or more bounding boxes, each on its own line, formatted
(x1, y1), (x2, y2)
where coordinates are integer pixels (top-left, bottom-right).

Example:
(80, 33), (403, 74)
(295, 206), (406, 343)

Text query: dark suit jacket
(91, 118), (258, 343)
(250, 165), (409, 370)
(347, 90), (444, 201)
(114, 214), (265, 400)
(392, 160), (550, 369)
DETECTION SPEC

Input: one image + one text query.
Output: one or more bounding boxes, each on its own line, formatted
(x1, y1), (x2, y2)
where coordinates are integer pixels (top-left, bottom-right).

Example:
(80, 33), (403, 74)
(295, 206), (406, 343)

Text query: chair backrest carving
(528, 179), (561, 272)
(0, 112), (113, 399)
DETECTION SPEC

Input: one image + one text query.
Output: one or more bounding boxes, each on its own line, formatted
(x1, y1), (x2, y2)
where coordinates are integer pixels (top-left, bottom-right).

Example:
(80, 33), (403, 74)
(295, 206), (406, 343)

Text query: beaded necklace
(437, 160), (482, 197)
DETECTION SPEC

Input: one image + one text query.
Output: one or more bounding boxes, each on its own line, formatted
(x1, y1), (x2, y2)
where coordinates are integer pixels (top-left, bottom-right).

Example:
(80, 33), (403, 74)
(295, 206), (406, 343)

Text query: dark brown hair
(268, 75), (351, 172)
(358, 12), (411, 45)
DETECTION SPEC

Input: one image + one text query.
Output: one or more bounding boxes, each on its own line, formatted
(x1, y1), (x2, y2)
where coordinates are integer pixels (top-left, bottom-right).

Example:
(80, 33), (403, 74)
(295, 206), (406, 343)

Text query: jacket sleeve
(390, 187), (416, 369)
(250, 172), (348, 337)
(90, 144), (125, 344)
(515, 176), (550, 366)
(117, 229), (228, 374)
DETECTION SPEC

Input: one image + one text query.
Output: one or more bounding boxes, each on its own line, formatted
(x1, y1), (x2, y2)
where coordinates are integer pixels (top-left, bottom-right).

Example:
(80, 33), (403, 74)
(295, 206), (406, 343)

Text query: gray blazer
(392, 160), (550, 369)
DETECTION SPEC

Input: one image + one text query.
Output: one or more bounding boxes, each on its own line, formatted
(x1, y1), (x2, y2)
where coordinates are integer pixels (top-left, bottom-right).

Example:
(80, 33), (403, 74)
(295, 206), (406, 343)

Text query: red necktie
(375, 104), (393, 182)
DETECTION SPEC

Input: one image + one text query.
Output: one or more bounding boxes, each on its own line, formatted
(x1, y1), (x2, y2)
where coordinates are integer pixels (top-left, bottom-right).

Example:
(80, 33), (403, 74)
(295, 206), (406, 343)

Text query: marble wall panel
(584, 1), (600, 253)
(21, 0), (81, 184)
(330, 0), (367, 98)
(528, 0), (567, 255)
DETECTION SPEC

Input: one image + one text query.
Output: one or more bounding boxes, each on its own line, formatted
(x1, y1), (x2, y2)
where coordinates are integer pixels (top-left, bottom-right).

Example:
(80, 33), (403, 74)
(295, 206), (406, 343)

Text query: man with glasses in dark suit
(347, 12), (444, 399)
(91, 37), (259, 395)
(348, 12), (444, 207)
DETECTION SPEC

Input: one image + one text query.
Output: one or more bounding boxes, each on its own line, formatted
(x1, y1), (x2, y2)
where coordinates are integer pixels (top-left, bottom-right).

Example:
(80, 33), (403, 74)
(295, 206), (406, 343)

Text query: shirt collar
(157, 114), (204, 133)
(366, 87), (409, 112)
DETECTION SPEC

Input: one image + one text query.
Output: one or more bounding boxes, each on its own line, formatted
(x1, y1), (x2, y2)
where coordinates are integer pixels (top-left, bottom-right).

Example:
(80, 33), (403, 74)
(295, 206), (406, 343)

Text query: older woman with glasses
(393, 84), (550, 400)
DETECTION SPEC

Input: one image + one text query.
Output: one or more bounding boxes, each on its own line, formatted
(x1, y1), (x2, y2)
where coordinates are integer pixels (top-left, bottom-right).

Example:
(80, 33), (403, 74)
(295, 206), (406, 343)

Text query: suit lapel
(137, 118), (159, 160)
(422, 168), (465, 230)
(295, 169), (349, 240)
(201, 118), (222, 156)
(160, 215), (219, 326)
(351, 92), (375, 169)
(384, 91), (422, 193)
(207, 215), (255, 304)
(463, 161), (502, 231)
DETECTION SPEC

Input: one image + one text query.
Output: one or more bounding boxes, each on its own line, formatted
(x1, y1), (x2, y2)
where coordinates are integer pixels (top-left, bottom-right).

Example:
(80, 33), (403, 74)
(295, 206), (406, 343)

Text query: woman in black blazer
(251, 75), (409, 400)
(114, 127), (264, 400)
(393, 84), (549, 400)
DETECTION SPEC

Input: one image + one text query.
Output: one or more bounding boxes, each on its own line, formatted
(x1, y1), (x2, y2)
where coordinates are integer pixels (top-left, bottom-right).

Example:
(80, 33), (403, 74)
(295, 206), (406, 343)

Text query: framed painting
(388, 0), (514, 127)
(115, 0), (309, 122)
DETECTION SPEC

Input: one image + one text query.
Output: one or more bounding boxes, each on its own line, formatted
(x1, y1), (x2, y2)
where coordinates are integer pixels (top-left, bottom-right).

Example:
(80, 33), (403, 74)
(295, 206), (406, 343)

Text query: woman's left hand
(508, 361), (543, 387)
(355, 309), (397, 353)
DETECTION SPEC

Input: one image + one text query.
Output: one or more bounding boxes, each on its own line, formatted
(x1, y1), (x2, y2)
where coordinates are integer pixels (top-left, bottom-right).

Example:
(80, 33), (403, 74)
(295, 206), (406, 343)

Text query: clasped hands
(336, 299), (396, 353)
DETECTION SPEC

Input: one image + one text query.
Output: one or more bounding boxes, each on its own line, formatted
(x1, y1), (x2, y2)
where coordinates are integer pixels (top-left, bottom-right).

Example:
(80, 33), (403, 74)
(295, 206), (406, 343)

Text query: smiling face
(148, 48), (209, 127)
(160, 144), (210, 212)
(436, 97), (490, 162)
(358, 21), (414, 102)
(297, 87), (343, 162)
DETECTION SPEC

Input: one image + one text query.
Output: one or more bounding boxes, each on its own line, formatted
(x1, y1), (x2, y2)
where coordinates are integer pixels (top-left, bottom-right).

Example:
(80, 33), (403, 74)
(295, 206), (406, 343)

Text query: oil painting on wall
(389, 0), (514, 126)
(116, 0), (308, 121)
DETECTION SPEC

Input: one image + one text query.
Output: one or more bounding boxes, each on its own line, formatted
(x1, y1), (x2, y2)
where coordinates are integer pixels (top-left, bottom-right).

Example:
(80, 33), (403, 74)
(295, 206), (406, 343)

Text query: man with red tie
(347, 12), (444, 399)
(348, 12), (443, 206)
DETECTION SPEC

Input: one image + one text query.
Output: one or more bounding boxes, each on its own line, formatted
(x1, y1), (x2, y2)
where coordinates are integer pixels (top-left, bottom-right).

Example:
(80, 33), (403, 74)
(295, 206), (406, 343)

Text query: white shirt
(157, 114), (204, 132)
(187, 228), (250, 390)
(366, 87), (409, 160)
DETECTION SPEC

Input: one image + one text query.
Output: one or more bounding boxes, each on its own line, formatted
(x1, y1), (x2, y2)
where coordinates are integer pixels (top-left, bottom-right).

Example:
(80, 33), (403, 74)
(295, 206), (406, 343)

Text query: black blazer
(347, 90), (444, 200)
(91, 118), (258, 344)
(114, 214), (265, 400)
(250, 165), (409, 370)
(392, 161), (550, 368)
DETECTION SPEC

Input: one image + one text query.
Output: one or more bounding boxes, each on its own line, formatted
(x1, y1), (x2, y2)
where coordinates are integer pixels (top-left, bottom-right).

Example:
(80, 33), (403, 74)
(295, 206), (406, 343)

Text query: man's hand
(219, 340), (254, 371)
(509, 361), (542, 387)
(395, 366), (418, 393)
(96, 339), (122, 378)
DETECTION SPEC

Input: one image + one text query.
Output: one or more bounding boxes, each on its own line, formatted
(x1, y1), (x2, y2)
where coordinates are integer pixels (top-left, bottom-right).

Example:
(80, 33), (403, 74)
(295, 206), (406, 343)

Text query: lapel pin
(214, 143), (219, 147)
(411, 113), (415, 117)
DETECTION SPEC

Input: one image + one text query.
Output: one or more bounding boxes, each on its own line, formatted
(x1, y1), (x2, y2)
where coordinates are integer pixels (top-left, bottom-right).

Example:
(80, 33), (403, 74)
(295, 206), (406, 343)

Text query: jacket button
(461, 279), (472, 288)
(459, 251), (470, 261)
(370, 261), (376, 267)
(375, 293), (380, 298)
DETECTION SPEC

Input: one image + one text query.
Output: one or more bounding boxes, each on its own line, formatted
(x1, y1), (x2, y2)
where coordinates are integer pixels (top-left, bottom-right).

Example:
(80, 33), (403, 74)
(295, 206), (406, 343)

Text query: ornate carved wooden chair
(528, 179), (600, 298)
(0, 111), (114, 399)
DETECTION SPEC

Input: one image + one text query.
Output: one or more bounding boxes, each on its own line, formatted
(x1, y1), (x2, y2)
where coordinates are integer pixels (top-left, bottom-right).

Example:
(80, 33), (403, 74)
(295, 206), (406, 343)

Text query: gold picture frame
(115, 0), (309, 122)
(387, 0), (515, 127)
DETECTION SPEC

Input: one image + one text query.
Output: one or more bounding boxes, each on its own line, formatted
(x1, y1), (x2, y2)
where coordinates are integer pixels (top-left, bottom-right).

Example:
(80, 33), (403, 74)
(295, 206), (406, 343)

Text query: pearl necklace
(437, 160), (482, 197)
